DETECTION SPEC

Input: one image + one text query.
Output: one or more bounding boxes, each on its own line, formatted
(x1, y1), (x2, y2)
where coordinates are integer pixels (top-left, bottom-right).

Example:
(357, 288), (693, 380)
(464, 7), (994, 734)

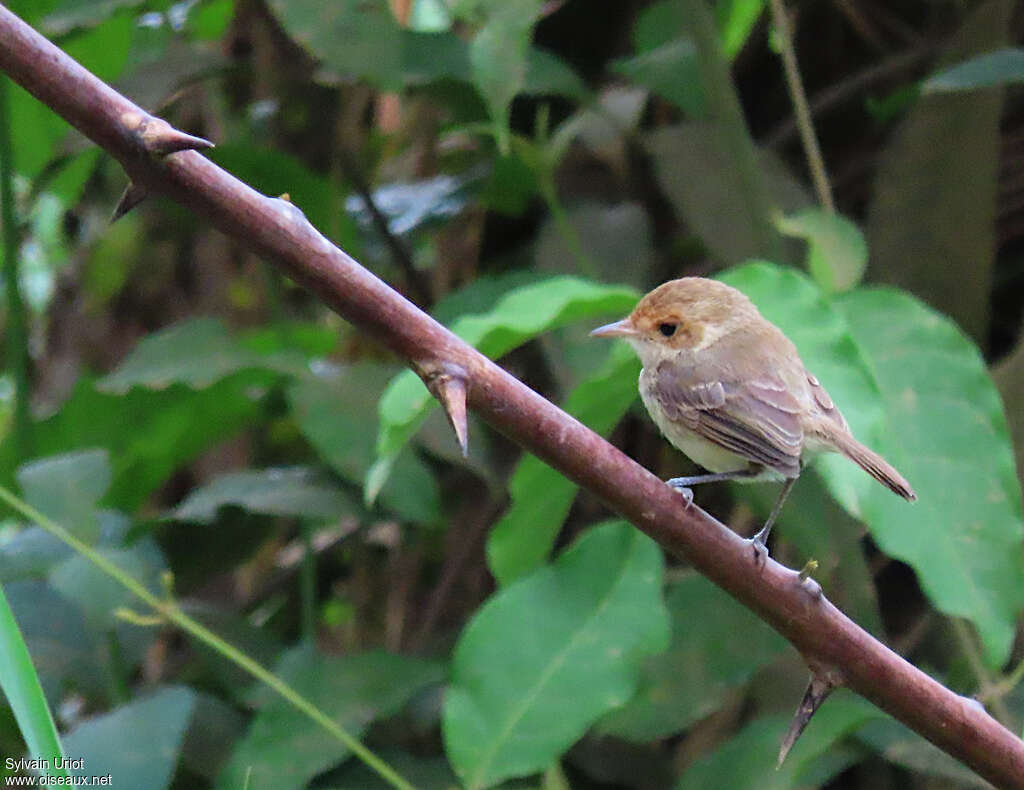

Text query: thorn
(137, 116), (214, 155)
(778, 669), (843, 767)
(111, 182), (147, 222)
(423, 363), (469, 457)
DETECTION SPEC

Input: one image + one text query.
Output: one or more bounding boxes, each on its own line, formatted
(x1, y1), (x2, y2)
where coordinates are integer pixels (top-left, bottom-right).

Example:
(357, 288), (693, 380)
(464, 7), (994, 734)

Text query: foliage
(1, 1), (1023, 789)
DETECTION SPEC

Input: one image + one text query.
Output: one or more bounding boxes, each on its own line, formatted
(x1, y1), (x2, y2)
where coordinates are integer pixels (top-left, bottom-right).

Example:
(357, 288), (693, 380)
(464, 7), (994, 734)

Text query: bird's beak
(590, 318), (637, 338)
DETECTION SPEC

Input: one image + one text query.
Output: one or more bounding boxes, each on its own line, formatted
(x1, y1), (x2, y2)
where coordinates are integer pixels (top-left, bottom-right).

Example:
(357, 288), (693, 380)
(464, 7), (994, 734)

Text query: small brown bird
(592, 277), (915, 554)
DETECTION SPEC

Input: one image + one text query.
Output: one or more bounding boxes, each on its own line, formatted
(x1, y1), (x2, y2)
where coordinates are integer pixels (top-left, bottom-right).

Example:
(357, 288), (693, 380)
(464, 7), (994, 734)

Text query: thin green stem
(767, 0), (835, 212)
(0, 486), (416, 790)
(0, 77), (32, 458)
(680, 0), (783, 261)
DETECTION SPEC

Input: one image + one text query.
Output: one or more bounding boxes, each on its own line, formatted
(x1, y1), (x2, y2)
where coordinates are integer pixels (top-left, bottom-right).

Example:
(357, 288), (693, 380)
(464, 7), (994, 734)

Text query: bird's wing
(651, 359), (804, 477)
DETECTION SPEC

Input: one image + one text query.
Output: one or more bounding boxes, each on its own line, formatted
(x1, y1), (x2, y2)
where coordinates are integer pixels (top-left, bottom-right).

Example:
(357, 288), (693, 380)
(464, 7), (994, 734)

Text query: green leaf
(835, 288), (1024, 665)
(716, 0), (765, 59)
(171, 467), (356, 524)
(0, 374), (265, 512)
(0, 584), (66, 778)
(677, 695), (882, 790)
(924, 47), (1024, 93)
(96, 318), (304, 394)
(374, 276), (639, 466)
(16, 450), (110, 544)
(49, 543), (166, 630)
(486, 343), (640, 585)
(1, 581), (101, 703)
(443, 521), (669, 789)
(288, 365), (441, 524)
(62, 686), (197, 788)
(217, 647), (443, 790)
(644, 124), (809, 265)
(468, 0), (544, 149)
(524, 48), (589, 101)
(776, 208), (868, 294)
(266, 0), (403, 90)
(598, 573), (787, 741)
(612, 40), (703, 117)
(719, 263), (887, 515)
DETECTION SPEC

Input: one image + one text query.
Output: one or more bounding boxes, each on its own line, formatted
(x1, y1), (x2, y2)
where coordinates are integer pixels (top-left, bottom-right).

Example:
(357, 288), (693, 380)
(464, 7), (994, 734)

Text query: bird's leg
(747, 476), (798, 562)
(666, 467), (763, 506)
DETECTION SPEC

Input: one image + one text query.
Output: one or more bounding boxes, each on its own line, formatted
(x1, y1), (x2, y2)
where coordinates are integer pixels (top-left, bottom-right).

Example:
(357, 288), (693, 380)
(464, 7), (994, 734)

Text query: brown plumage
(591, 277), (915, 550)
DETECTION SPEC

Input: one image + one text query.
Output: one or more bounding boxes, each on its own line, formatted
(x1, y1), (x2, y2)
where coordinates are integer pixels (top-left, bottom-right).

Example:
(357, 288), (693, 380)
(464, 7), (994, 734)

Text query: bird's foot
(666, 479), (694, 507)
(744, 530), (770, 568)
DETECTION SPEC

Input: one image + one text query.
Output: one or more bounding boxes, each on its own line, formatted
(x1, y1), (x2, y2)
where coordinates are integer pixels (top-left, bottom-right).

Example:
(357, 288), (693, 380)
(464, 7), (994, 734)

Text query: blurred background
(1, 0), (1024, 788)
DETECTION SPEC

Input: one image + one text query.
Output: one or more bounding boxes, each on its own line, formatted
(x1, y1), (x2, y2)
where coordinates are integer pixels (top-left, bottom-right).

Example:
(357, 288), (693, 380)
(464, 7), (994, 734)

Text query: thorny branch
(0, 7), (1022, 788)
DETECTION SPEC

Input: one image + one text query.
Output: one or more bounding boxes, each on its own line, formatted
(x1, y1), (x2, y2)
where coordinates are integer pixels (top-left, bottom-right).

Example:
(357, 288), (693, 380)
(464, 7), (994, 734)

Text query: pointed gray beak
(590, 318), (638, 338)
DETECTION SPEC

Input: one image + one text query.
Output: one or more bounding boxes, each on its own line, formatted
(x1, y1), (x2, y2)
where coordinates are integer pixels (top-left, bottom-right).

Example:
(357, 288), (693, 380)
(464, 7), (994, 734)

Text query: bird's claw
(666, 480), (694, 507)
(745, 533), (770, 567)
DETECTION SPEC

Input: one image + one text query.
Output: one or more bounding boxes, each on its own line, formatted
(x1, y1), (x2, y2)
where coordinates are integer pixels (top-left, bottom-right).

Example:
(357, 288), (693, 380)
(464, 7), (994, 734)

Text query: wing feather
(652, 360), (804, 477)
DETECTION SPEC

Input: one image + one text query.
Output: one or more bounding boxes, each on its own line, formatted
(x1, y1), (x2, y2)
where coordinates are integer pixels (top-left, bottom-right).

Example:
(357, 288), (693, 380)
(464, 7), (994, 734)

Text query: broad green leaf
(443, 521), (669, 789)
(0, 585), (66, 778)
(615, 0), (702, 116)
(644, 124), (809, 265)
(866, 0), (1009, 343)
(0, 374), (265, 512)
(677, 695), (882, 790)
(719, 263), (887, 516)
(776, 208), (867, 294)
(598, 573), (787, 741)
(49, 543), (166, 630)
(217, 647), (443, 790)
(469, 0), (544, 149)
(2, 581), (102, 703)
(612, 40), (703, 117)
(835, 288), (1024, 665)
(171, 467), (356, 524)
(267, 0), (403, 90)
(924, 47), (1024, 93)
(62, 686), (197, 789)
(716, 0), (765, 59)
(373, 276), (639, 467)
(486, 343), (640, 585)
(97, 318), (306, 394)
(288, 366), (441, 524)
(16, 450), (110, 544)
(524, 48), (589, 101)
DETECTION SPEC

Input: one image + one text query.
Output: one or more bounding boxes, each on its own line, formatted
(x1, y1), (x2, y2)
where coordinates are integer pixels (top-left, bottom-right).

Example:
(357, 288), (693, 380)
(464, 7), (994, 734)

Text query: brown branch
(1, 7), (1021, 787)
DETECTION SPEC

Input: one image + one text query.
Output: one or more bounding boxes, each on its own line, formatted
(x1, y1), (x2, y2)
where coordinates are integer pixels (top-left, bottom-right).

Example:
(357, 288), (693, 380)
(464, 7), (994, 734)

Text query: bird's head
(590, 277), (758, 367)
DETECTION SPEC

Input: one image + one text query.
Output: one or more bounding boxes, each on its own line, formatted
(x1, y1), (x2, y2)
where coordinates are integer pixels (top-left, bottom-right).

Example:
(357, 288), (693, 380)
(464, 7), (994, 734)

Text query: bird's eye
(658, 323), (677, 337)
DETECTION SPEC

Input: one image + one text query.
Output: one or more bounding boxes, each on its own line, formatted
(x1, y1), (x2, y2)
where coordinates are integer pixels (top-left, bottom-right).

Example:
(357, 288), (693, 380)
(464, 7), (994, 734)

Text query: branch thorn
(423, 363), (469, 457)
(135, 116), (214, 155)
(111, 182), (147, 222)
(778, 668), (843, 767)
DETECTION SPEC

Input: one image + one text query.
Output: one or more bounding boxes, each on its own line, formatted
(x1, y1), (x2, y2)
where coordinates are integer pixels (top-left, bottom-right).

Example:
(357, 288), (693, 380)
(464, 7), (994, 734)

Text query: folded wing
(651, 359), (804, 478)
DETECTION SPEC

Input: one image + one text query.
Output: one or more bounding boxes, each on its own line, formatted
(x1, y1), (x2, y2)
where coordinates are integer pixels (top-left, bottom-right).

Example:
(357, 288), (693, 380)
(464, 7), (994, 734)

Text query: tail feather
(828, 431), (916, 501)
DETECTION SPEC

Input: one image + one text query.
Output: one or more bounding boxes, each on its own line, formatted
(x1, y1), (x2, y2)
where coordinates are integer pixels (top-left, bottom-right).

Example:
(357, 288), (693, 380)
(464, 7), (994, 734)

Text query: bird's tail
(827, 430), (916, 501)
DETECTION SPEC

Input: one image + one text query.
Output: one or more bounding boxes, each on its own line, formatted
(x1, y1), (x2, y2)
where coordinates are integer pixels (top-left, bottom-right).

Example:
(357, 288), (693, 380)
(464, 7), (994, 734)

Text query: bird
(591, 277), (915, 556)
